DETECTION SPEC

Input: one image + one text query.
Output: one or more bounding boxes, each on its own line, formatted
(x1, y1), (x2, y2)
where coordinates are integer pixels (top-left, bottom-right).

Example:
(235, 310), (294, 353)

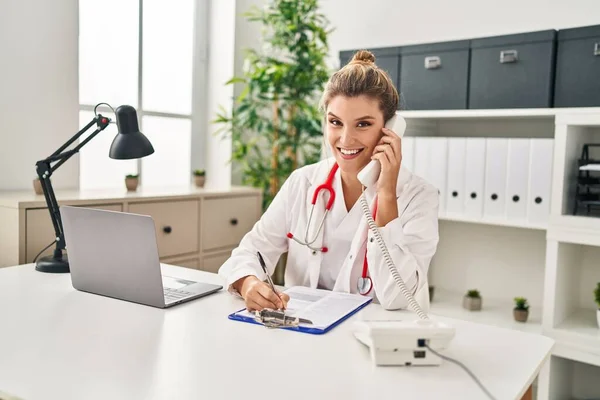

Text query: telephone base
(352, 319), (455, 366)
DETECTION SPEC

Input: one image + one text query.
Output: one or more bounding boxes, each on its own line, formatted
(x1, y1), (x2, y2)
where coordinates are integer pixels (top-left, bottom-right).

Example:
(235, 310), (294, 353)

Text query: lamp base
(35, 254), (70, 273)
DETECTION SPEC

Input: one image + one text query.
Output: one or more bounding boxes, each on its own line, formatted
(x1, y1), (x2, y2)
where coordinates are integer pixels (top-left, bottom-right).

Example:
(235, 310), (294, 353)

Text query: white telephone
(353, 112), (457, 368)
(356, 114), (407, 187)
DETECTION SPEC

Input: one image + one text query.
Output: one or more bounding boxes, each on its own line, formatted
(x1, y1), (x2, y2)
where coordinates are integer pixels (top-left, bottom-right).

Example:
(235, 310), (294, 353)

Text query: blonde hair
(320, 50), (399, 122)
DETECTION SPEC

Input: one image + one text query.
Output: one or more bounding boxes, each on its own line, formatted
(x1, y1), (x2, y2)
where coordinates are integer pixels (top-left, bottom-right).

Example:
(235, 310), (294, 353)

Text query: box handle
(594, 43), (600, 56)
(500, 50), (518, 63)
(424, 56), (441, 69)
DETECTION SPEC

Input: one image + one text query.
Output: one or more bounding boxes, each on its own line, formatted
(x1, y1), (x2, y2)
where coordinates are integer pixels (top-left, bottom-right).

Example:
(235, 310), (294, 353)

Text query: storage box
(339, 47), (401, 107)
(399, 40), (470, 110)
(554, 24), (600, 108)
(469, 30), (557, 109)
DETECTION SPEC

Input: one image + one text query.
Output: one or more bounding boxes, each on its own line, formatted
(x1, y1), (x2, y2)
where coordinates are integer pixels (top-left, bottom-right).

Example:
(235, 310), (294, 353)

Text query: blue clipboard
(228, 297), (372, 335)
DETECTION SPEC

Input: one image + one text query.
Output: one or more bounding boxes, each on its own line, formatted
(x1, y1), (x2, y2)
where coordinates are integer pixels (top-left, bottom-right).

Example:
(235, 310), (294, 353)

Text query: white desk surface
(0, 264), (553, 400)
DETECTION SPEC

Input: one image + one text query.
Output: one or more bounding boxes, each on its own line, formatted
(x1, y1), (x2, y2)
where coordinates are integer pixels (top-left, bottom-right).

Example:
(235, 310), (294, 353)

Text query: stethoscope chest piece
(357, 276), (373, 296)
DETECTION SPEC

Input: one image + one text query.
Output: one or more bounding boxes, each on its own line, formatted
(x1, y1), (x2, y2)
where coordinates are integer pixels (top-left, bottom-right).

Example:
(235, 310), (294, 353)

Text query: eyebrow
(327, 112), (376, 121)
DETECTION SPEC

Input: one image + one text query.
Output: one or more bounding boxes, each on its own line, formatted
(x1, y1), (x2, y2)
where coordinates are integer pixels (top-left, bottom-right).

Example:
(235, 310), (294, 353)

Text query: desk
(0, 264), (553, 400)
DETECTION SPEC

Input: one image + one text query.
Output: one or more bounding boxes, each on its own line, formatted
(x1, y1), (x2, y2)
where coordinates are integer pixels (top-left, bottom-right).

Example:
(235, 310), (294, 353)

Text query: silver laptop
(60, 205), (222, 308)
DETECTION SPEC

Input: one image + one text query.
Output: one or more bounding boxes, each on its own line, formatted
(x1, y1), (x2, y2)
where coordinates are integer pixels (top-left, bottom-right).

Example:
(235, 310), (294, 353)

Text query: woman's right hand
(234, 276), (290, 311)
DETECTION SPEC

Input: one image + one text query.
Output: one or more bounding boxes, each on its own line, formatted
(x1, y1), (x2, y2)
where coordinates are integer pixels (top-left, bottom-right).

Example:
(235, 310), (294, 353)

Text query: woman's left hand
(371, 127), (402, 197)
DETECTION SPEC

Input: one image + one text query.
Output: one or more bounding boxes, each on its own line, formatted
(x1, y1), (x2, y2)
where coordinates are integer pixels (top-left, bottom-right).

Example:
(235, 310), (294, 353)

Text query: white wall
(0, 0), (79, 190)
(322, 0), (600, 69)
(203, 0), (237, 189)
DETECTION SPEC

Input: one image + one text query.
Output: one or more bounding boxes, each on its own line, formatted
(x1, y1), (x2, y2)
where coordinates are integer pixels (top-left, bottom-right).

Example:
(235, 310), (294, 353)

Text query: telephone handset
(357, 114), (407, 187)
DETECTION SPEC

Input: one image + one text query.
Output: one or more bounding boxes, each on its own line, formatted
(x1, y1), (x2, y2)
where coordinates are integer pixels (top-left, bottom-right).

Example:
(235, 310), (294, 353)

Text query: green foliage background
(214, 0), (333, 210)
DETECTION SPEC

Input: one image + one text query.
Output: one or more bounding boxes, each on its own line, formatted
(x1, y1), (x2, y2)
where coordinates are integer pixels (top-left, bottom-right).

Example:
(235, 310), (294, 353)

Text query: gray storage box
(339, 47), (401, 106)
(399, 40), (470, 110)
(469, 30), (556, 109)
(554, 24), (600, 107)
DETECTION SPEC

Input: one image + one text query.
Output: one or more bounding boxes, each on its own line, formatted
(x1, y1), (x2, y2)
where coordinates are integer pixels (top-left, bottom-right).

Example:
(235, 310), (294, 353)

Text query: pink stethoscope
(286, 163), (377, 296)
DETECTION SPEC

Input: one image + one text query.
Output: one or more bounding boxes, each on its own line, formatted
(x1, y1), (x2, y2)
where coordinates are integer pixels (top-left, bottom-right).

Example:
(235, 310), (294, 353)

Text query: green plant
(193, 169), (205, 177)
(514, 297), (529, 310)
(126, 174), (138, 179)
(466, 289), (480, 298)
(594, 282), (600, 309)
(213, 0), (333, 210)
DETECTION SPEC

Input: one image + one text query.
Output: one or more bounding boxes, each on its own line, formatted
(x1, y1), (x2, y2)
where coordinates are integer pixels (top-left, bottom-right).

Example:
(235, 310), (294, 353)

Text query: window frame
(78, 0), (208, 188)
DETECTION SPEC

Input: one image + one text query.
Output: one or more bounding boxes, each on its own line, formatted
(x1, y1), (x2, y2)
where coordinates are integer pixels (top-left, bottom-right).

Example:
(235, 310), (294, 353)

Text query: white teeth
(340, 148), (361, 155)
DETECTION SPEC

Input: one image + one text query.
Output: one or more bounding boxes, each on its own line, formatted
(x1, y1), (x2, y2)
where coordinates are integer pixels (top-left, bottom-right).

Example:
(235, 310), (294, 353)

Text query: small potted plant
(513, 297), (529, 322)
(193, 169), (205, 188)
(125, 174), (139, 192)
(33, 177), (43, 195)
(463, 289), (482, 311)
(594, 282), (600, 329)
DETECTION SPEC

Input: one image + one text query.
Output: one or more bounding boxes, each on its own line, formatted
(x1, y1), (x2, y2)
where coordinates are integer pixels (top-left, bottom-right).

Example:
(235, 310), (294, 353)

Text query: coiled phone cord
(359, 191), (429, 320)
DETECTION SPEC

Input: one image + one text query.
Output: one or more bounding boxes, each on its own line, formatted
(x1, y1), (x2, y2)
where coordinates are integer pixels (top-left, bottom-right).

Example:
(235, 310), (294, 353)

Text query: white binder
(413, 137), (430, 180)
(446, 138), (467, 216)
(428, 138), (448, 215)
(483, 138), (508, 219)
(464, 138), (486, 218)
(401, 136), (415, 172)
(528, 139), (554, 224)
(506, 139), (530, 221)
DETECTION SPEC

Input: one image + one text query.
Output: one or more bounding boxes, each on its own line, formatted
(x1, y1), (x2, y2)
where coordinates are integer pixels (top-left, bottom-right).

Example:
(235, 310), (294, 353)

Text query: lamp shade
(109, 105), (155, 159)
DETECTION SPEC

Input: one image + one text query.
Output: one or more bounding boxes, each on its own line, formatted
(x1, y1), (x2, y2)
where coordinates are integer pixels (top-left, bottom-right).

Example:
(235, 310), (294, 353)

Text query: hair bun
(351, 50), (376, 65)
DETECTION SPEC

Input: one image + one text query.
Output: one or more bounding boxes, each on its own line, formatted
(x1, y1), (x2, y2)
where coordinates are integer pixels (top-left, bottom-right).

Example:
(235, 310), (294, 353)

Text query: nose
(339, 126), (357, 146)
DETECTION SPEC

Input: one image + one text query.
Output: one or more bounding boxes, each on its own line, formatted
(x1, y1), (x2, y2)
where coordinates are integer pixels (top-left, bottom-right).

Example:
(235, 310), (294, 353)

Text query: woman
(219, 50), (439, 312)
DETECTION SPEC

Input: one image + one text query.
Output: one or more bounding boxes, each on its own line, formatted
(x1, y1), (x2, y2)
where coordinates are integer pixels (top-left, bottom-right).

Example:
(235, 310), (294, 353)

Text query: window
(79, 0), (197, 189)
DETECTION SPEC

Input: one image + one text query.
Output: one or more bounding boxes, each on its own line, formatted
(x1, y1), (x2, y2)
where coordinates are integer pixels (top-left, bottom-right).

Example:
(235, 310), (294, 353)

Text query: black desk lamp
(35, 103), (154, 273)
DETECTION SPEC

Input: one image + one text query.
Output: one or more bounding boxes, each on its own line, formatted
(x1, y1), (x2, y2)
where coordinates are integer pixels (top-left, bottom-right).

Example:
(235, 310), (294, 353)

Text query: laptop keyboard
(164, 287), (194, 302)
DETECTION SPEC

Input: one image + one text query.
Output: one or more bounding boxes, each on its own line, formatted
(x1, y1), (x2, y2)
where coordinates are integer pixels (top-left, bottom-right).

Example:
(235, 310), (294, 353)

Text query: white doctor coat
(218, 157), (439, 311)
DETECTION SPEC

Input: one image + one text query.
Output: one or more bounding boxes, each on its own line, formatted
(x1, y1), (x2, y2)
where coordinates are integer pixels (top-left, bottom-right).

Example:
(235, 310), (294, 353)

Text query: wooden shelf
(548, 215), (600, 247)
(429, 289), (543, 335)
(439, 213), (547, 231)
(545, 309), (600, 367)
(397, 107), (600, 120)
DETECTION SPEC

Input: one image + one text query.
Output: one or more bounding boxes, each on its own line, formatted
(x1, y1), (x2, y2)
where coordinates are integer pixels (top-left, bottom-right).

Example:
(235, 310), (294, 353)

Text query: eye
(357, 121), (372, 128)
(329, 118), (342, 126)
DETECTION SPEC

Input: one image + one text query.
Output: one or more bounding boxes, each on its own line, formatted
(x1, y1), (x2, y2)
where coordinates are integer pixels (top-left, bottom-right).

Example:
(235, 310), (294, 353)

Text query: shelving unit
(397, 107), (600, 399)
(430, 288), (543, 334)
(439, 213), (547, 230)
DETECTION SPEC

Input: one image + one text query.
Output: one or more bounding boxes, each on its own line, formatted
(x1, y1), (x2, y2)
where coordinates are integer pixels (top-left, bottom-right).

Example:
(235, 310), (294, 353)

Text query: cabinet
(400, 40), (470, 110)
(554, 24), (600, 108)
(0, 185), (262, 274)
(398, 106), (600, 399)
(469, 30), (556, 109)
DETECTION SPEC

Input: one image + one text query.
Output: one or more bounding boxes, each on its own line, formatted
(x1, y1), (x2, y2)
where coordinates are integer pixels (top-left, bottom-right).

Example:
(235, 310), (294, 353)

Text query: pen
(256, 251), (284, 309)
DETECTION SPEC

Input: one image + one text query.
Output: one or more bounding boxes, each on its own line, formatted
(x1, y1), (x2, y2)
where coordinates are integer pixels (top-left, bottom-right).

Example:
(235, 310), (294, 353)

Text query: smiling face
(326, 95), (385, 175)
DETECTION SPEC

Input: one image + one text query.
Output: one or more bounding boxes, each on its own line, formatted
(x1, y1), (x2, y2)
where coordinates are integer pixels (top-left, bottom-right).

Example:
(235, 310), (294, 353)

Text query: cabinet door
(202, 250), (232, 274)
(161, 256), (200, 270)
(201, 196), (260, 251)
(26, 204), (122, 263)
(128, 200), (199, 258)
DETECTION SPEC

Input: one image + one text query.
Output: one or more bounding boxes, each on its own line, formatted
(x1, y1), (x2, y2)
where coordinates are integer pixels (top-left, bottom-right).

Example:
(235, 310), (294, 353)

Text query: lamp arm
(34, 115), (111, 257)
(49, 117), (98, 158)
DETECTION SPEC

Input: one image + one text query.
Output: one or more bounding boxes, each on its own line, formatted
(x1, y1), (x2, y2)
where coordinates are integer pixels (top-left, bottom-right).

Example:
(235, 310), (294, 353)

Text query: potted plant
(33, 177), (43, 195)
(193, 169), (206, 188)
(595, 282), (600, 329)
(463, 289), (482, 311)
(125, 174), (139, 192)
(213, 0), (332, 211)
(513, 297), (529, 322)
